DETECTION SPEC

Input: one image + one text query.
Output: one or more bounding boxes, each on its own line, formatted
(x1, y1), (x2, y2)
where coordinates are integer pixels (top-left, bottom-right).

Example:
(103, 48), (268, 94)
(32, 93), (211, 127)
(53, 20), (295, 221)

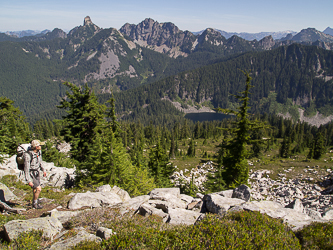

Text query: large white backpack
(16, 144), (32, 171)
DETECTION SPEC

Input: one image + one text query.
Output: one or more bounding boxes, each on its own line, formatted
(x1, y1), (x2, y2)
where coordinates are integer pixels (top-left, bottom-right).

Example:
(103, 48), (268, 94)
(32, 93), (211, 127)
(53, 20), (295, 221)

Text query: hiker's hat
(31, 140), (45, 148)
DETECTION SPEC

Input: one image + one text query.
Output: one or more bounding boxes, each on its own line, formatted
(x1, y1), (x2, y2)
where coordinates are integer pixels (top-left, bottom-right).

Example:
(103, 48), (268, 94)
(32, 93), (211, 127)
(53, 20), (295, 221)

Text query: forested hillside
(102, 44), (333, 124)
(1, 17), (333, 125)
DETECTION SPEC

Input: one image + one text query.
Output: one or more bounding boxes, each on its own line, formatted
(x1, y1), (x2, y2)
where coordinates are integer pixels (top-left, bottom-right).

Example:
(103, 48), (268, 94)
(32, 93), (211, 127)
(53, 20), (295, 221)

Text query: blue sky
(1, 0), (332, 33)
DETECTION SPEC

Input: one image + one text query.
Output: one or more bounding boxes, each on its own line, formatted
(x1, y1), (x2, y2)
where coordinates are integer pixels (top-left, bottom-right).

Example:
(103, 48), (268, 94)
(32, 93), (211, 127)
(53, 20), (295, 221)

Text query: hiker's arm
(23, 153), (32, 184)
(39, 152), (46, 176)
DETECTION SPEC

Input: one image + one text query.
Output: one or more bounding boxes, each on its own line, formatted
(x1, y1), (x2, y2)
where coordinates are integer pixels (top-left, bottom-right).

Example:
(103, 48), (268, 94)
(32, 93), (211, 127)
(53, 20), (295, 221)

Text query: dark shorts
(29, 170), (40, 189)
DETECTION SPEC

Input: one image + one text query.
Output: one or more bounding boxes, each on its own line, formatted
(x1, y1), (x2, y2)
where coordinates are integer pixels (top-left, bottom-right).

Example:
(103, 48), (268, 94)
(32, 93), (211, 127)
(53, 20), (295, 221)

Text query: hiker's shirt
(23, 150), (44, 184)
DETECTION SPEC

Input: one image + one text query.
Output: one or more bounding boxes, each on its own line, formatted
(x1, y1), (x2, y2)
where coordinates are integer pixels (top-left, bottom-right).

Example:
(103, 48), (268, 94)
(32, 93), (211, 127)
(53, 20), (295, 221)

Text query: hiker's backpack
(16, 144), (32, 171)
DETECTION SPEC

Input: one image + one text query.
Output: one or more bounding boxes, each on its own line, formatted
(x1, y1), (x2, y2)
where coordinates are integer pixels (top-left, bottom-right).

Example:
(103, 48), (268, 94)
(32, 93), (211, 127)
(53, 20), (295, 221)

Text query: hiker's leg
(33, 186), (41, 201)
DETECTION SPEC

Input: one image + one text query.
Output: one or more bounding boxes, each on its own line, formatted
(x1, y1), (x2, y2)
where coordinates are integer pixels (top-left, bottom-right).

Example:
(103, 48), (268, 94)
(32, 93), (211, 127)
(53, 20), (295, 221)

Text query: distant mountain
(193, 29), (297, 41)
(1, 16), (333, 123)
(0, 28), (67, 42)
(5, 29), (50, 38)
(290, 28), (333, 43)
(323, 27), (333, 37)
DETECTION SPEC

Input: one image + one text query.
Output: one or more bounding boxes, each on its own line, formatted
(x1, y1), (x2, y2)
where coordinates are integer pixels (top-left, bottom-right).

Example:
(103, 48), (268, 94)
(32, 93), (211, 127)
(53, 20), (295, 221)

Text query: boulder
(203, 194), (245, 215)
(111, 186), (131, 202)
(67, 191), (122, 210)
(213, 189), (233, 198)
(46, 209), (86, 224)
(48, 229), (101, 250)
(166, 208), (201, 225)
(180, 194), (194, 205)
(138, 203), (169, 222)
(110, 195), (150, 215)
(4, 217), (63, 241)
(96, 227), (115, 240)
(232, 184), (251, 201)
(0, 182), (18, 202)
(149, 188), (181, 200)
(96, 185), (111, 192)
(149, 188), (186, 209)
(322, 208), (333, 220)
(235, 200), (314, 231)
(148, 200), (170, 213)
(285, 199), (304, 213)
(305, 208), (322, 220)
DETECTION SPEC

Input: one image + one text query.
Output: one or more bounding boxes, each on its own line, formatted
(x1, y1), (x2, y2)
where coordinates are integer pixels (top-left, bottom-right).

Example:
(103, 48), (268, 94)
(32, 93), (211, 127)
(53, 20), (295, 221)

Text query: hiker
(23, 140), (46, 209)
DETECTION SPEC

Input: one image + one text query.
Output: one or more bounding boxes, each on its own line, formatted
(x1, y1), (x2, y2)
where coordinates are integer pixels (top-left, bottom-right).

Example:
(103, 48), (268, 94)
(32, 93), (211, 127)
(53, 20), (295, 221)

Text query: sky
(1, 0), (332, 34)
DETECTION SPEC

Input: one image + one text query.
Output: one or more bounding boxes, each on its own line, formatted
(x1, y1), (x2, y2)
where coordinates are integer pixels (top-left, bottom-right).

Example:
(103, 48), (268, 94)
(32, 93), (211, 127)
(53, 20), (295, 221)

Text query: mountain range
(1, 16), (333, 124)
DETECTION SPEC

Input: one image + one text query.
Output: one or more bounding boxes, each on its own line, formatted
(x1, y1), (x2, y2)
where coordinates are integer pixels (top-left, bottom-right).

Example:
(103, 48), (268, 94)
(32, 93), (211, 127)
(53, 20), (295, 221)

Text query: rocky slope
(0, 154), (333, 248)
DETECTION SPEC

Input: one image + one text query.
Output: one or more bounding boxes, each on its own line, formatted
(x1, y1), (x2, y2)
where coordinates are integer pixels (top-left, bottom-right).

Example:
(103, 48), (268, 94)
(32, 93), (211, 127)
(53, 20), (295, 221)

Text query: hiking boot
(32, 203), (43, 209)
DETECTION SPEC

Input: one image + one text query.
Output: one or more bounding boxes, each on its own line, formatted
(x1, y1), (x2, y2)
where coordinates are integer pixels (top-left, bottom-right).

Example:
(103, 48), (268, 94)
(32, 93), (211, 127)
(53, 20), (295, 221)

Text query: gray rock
(214, 189), (233, 198)
(111, 186), (131, 202)
(0, 182), (18, 202)
(236, 200), (314, 231)
(232, 184), (251, 201)
(138, 203), (169, 222)
(203, 194), (245, 215)
(149, 188), (186, 210)
(305, 208), (322, 220)
(46, 209), (86, 224)
(96, 226), (114, 240)
(322, 208), (333, 220)
(166, 208), (201, 225)
(180, 194), (194, 205)
(48, 229), (101, 250)
(149, 188), (181, 200)
(4, 217), (63, 241)
(148, 200), (170, 213)
(110, 195), (150, 215)
(285, 199), (304, 213)
(196, 193), (204, 199)
(96, 184), (111, 192)
(67, 191), (122, 210)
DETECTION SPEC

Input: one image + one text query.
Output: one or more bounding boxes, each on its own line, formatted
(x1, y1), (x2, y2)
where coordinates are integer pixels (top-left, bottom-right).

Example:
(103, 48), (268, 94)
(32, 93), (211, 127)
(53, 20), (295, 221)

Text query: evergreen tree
(169, 134), (176, 159)
(212, 72), (266, 188)
(204, 141), (226, 192)
(148, 138), (174, 187)
(58, 82), (106, 164)
(280, 136), (291, 158)
(187, 139), (196, 157)
(313, 132), (326, 159)
(0, 97), (30, 161)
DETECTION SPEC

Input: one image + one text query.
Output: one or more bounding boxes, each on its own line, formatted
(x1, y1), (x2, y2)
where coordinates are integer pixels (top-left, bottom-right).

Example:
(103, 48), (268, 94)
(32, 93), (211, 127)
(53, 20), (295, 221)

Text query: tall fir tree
(148, 138), (174, 188)
(210, 72), (266, 189)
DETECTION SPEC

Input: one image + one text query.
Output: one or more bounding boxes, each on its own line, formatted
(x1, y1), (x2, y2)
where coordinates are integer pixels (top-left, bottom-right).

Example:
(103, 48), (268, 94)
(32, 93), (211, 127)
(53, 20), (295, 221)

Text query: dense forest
(1, 72), (332, 195)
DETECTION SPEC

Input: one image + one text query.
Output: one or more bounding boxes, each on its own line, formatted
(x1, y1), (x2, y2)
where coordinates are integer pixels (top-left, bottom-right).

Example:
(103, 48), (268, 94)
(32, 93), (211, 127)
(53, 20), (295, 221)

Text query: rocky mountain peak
(292, 28), (333, 43)
(323, 27), (333, 37)
(259, 35), (275, 49)
(84, 16), (93, 26)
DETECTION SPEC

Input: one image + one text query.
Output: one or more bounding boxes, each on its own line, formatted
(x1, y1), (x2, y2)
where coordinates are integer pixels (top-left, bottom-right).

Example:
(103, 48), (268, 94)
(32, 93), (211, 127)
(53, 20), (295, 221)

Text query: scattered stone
(203, 194), (245, 215)
(48, 229), (101, 250)
(166, 208), (201, 225)
(232, 184), (251, 201)
(67, 191), (122, 210)
(96, 227), (115, 240)
(4, 217), (63, 241)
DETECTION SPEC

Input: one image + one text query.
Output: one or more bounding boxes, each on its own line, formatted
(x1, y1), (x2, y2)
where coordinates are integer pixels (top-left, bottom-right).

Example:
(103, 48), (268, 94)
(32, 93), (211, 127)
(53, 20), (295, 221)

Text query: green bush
(0, 229), (46, 250)
(73, 210), (301, 249)
(295, 221), (333, 249)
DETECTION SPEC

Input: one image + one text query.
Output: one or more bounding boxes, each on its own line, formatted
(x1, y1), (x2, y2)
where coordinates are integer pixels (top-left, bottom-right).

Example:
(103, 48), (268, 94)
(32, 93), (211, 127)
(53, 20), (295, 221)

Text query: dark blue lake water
(184, 112), (232, 122)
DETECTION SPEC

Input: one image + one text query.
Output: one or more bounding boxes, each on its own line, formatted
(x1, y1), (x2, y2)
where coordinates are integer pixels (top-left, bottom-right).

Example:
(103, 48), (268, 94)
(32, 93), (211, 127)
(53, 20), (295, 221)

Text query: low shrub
(73, 210), (301, 249)
(0, 229), (47, 250)
(295, 221), (333, 249)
